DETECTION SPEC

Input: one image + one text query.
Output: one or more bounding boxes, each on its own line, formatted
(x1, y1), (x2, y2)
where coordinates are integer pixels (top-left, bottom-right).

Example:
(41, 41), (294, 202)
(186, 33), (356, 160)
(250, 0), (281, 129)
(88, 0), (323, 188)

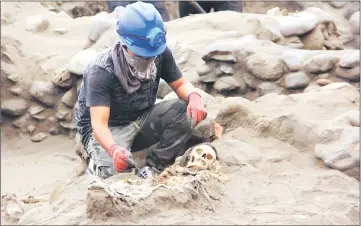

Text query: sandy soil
(1, 135), (79, 198)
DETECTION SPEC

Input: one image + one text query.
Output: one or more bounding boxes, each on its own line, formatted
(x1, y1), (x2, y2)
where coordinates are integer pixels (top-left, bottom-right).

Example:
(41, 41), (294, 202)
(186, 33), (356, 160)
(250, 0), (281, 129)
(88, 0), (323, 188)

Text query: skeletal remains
(178, 143), (218, 170)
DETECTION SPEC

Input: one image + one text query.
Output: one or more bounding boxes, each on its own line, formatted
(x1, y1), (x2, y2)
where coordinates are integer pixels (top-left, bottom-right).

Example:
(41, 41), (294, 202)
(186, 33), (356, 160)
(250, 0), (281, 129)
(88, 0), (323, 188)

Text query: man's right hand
(108, 145), (134, 171)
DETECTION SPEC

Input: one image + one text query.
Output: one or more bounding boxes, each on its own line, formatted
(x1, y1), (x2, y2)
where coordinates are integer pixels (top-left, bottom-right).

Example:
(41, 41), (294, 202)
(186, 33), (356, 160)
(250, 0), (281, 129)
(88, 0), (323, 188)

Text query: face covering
(121, 45), (157, 81)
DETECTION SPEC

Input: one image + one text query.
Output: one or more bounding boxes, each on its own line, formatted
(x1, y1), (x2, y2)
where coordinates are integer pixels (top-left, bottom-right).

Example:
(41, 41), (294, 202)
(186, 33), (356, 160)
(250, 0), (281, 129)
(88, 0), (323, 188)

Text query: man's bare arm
(168, 77), (197, 102)
(90, 106), (116, 153)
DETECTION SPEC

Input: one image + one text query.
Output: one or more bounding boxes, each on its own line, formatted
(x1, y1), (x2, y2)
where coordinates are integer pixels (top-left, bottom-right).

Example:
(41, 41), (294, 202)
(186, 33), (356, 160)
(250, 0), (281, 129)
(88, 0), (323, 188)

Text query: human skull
(185, 144), (217, 170)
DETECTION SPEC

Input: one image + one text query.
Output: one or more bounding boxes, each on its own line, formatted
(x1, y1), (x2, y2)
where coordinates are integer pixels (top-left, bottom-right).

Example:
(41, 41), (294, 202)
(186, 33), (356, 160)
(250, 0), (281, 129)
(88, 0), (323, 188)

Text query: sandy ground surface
(1, 135), (79, 198)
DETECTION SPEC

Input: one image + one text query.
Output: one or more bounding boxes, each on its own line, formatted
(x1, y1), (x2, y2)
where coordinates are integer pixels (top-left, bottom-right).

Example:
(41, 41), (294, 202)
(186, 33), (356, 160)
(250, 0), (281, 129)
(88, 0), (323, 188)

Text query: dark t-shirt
(75, 46), (182, 148)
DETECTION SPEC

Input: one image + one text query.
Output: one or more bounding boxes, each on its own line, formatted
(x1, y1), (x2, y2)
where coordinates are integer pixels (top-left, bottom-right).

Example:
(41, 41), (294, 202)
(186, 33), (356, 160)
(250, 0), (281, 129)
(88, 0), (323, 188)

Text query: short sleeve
(160, 47), (183, 84)
(84, 66), (113, 107)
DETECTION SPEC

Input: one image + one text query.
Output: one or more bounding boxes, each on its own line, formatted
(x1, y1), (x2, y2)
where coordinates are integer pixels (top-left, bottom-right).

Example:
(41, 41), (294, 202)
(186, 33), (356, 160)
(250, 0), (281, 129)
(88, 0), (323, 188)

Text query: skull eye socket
(196, 148), (203, 155)
(206, 154), (214, 160)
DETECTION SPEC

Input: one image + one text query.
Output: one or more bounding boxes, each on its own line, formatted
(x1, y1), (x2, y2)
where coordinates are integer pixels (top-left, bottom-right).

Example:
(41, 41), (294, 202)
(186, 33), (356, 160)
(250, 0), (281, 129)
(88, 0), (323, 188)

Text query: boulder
(318, 72), (330, 79)
(66, 48), (98, 75)
(31, 132), (48, 142)
(315, 127), (359, 172)
(62, 87), (77, 108)
(339, 51), (360, 68)
(219, 64), (234, 75)
(30, 81), (57, 107)
(284, 71), (310, 89)
(10, 87), (22, 96)
(25, 15), (49, 33)
(56, 103), (73, 122)
(52, 68), (73, 88)
(29, 105), (45, 116)
(335, 65), (360, 82)
(2, 194), (24, 223)
(244, 73), (262, 89)
(7, 73), (19, 83)
(303, 54), (339, 73)
(246, 52), (288, 81)
(88, 12), (116, 42)
(157, 79), (173, 99)
(212, 139), (262, 167)
(1, 98), (29, 117)
(274, 11), (318, 37)
(349, 11), (360, 35)
(196, 64), (212, 76)
(214, 76), (244, 92)
(12, 114), (31, 130)
(281, 36), (304, 49)
(257, 82), (284, 96)
(300, 23), (326, 50)
(316, 79), (333, 86)
(280, 51), (308, 71)
(201, 42), (238, 62)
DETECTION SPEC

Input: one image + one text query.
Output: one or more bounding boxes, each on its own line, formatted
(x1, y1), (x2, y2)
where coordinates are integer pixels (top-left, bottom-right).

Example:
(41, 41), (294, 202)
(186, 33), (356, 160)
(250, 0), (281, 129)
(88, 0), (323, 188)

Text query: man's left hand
(187, 92), (207, 125)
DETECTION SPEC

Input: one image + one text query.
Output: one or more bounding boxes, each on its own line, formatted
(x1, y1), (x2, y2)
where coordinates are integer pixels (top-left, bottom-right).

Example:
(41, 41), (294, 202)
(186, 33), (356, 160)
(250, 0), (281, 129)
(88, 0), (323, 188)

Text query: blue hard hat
(116, 1), (167, 58)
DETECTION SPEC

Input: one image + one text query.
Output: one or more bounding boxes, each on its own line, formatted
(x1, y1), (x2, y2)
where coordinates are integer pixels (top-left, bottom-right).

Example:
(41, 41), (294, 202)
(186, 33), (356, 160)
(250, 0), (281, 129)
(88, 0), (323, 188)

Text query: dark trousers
(179, 1), (243, 18)
(107, 1), (170, 22)
(86, 99), (193, 179)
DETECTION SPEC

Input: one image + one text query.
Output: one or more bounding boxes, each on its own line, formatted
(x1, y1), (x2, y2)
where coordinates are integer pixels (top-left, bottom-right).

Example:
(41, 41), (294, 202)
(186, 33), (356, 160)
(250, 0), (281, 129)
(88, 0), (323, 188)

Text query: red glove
(108, 145), (134, 171)
(187, 92), (207, 125)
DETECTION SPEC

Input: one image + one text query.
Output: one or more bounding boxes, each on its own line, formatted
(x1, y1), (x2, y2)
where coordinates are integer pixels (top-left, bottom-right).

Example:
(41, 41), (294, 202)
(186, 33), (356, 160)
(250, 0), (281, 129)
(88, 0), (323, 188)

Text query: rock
(275, 11), (318, 37)
(10, 87), (22, 96)
(25, 15), (49, 33)
(59, 121), (76, 130)
(29, 105), (45, 116)
(284, 71), (310, 89)
(332, 109), (360, 127)
(196, 64), (212, 76)
(219, 64), (234, 75)
(315, 127), (359, 172)
(49, 126), (61, 136)
(318, 73), (330, 79)
(198, 73), (218, 83)
(282, 36), (304, 49)
(12, 114), (31, 129)
(328, 1), (347, 8)
(246, 53), (287, 81)
(56, 104), (73, 122)
(7, 73), (19, 83)
(53, 28), (68, 35)
(30, 81), (57, 107)
(88, 12), (116, 42)
(258, 82), (284, 96)
(52, 68), (73, 88)
(31, 132), (48, 142)
(212, 139), (262, 167)
(335, 65), (360, 82)
(280, 51), (307, 72)
(316, 79), (333, 86)
(349, 11), (360, 34)
(157, 79), (173, 99)
(2, 194), (24, 223)
(27, 125), (36, 135)
(300, 23), (326, 50)
(266, 7), (282, 17)
(62, 87), (77, 108)
(303, 54), (339, 73)
(66, 48), (98, 75)
(201, 42), (238, 62)
(339, 51), (360, 68)
(1, 98), (29, 117)
(244, 73), (262, 89)
(214, 76), (242, 92)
